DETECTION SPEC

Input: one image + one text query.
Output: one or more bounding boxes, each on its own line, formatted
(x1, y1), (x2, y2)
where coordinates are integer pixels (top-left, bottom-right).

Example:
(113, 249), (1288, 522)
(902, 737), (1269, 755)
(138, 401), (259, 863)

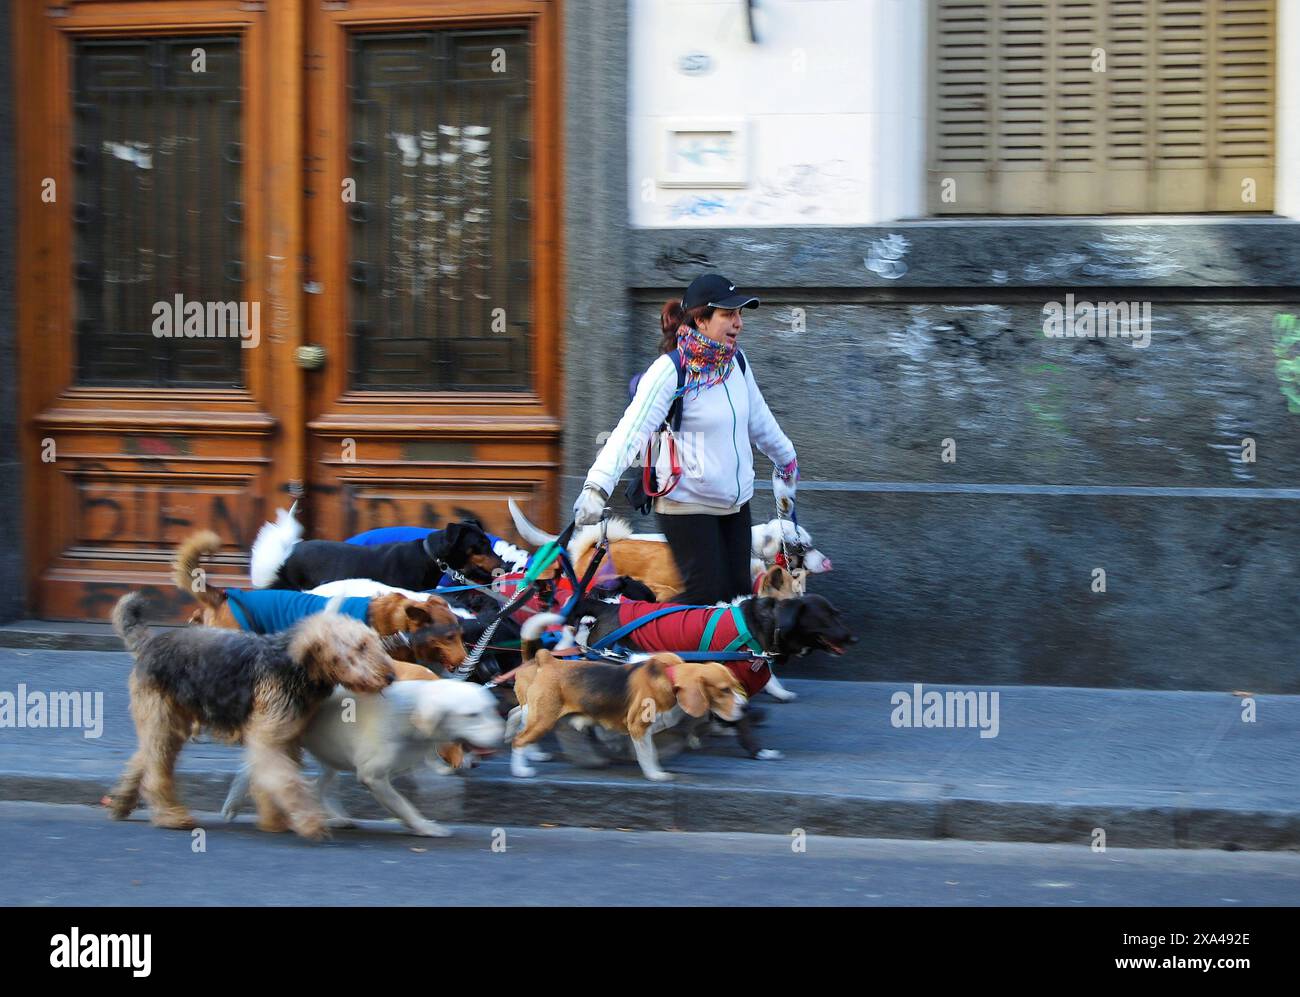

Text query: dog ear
(442, 522), (464, 547)
(404, 603), (432, 626)
(673, 667), (710, 718)
(762, 566), (794, 598)
(410, 694), (445, 737)
(776, 598), (803, 637)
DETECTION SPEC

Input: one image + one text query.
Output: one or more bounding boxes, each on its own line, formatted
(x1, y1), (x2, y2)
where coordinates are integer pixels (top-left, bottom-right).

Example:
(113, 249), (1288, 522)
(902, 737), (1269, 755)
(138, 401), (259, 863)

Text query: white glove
(573, 483), (608, 527)
(772, 458), (798, 515)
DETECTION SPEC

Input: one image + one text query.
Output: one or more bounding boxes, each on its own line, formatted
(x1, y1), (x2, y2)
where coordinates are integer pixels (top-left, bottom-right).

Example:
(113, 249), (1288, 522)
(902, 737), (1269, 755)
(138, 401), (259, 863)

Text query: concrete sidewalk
(0, 647), (1296, 850)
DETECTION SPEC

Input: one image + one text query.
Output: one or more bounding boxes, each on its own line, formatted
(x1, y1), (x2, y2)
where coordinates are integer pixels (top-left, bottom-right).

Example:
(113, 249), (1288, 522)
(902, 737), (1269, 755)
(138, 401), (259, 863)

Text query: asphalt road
(2, 801), (1298, 906)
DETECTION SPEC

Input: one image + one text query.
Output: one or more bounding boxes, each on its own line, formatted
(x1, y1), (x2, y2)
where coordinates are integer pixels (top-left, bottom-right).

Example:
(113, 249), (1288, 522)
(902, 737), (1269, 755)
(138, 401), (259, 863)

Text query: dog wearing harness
(175, 530), (466, 678)
(562, 591), (857, 759)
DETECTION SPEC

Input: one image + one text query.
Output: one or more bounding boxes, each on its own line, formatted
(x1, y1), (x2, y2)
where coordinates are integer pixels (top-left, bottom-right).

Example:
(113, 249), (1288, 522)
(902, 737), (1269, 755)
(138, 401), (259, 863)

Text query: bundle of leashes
(477, 495), (800, 682)
(460, 510), (617, 679)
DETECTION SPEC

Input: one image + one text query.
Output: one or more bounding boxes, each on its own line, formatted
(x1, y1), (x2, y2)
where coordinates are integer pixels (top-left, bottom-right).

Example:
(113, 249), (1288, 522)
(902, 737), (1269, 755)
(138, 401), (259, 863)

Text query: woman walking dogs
(574, 273), (799, 605)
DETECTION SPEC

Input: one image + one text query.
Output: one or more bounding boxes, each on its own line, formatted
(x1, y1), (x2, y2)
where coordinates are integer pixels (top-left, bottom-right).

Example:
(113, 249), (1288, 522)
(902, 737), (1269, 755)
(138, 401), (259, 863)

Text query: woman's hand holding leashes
(773, 457), (799, 516)
(573, 482), (608, 527)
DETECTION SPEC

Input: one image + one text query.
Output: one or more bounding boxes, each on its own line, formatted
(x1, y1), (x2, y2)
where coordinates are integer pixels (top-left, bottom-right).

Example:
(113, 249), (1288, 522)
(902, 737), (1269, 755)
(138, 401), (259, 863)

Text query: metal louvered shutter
(929, 0), (1275, 213)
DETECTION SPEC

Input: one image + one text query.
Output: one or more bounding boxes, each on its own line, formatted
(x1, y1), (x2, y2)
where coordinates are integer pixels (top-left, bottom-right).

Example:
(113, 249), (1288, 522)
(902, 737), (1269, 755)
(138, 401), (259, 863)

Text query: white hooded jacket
(585, 350), (796, 510)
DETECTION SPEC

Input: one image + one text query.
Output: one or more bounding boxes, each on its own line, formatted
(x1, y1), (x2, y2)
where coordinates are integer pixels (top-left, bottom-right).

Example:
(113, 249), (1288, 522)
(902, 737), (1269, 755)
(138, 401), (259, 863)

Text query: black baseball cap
(682, 273), (760, 311)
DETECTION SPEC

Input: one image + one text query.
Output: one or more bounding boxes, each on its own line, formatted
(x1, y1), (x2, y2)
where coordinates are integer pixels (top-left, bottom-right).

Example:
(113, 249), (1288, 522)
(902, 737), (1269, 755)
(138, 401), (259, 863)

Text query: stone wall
(558, 222), (1300, 692)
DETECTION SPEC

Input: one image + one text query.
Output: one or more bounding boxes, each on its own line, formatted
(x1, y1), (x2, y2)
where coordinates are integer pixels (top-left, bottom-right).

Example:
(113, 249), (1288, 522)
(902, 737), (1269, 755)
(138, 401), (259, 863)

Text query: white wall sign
(658, 119), (750, 188)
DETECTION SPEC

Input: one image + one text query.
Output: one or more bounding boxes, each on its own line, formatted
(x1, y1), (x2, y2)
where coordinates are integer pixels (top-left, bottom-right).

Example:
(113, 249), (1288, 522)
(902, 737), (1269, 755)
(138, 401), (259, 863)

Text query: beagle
(506, 615), (747, 782)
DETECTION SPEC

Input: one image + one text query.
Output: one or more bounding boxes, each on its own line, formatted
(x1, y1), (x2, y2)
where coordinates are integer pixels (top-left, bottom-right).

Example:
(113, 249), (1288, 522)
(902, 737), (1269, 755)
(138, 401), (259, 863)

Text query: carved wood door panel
(14, 0), (561, 620)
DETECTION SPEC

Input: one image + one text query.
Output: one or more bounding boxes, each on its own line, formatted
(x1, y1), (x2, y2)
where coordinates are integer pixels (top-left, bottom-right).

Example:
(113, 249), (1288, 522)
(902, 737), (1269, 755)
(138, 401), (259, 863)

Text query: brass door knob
(295, 344), (327, 370)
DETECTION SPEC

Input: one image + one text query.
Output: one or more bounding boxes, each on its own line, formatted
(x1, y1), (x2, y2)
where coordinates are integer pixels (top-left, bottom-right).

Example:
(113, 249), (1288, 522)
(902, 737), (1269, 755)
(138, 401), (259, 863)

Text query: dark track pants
(655, 502), (753, 605)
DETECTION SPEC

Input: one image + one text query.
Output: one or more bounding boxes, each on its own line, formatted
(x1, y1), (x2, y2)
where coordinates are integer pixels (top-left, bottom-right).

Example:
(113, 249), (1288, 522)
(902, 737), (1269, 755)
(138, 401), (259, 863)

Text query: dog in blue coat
(175, 531), (468, 677)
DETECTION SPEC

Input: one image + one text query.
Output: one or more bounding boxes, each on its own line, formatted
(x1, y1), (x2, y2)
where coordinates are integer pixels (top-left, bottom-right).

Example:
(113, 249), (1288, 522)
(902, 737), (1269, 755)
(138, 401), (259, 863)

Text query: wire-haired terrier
(107, 591), (395, 840)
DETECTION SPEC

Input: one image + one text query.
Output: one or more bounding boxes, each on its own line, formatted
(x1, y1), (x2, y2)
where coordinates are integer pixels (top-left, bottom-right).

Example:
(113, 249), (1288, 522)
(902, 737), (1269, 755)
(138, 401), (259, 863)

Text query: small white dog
(222, 680), (504, 837)
(749, 519), (832, 576)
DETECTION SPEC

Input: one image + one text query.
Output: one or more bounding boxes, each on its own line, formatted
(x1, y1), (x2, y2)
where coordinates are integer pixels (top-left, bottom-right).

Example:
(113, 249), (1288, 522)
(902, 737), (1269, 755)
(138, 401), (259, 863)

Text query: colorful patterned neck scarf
(676, 324), (737, 398)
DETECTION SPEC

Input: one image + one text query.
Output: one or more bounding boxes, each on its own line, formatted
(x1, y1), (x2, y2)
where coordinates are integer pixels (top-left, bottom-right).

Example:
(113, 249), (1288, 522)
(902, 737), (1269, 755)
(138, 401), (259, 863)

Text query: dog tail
(519, 611), (565, 661)
(173, 531), (225, 609)
(508, 497), (556, 548)
(111, 592), (152, 655)
(249, 505), (302, 588)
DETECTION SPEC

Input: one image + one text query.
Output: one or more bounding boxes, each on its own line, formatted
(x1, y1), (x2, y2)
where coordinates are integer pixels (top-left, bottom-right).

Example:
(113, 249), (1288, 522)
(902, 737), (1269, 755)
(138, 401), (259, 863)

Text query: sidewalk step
(0, 621), (124, 652)
(3, 767), (1297, 851)
(2, 648), (1296, 851)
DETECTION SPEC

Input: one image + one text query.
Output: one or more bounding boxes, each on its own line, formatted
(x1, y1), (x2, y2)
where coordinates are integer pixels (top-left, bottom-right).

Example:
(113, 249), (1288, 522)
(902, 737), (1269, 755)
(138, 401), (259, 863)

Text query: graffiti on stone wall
(864, 234), (910, 280)
(1022, 231), (1186, 282)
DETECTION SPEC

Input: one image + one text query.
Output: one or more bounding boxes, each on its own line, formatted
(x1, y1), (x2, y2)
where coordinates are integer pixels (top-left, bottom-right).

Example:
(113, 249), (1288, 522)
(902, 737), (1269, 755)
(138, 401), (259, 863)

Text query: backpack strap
(666, 351), (687, 433)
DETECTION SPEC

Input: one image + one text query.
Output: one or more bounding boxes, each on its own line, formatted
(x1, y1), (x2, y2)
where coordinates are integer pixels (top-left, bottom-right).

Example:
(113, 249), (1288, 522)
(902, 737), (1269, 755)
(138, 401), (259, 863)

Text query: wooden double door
(15, 0), (563, 620)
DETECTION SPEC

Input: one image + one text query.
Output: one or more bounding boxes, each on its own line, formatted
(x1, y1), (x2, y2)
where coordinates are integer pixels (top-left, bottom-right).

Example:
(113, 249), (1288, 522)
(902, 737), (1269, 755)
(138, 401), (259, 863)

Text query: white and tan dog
(506, 614), (747, 782)
(222, 680), (504, 837)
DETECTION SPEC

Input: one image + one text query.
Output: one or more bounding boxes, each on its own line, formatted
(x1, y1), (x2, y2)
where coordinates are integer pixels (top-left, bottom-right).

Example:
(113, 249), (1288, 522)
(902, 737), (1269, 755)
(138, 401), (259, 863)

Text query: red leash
(641, 430), (681, 498)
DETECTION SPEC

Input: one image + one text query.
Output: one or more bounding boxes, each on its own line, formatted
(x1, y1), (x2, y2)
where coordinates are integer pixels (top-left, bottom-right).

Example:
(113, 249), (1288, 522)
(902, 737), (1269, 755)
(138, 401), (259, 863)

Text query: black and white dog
(250, 507), (505, 592)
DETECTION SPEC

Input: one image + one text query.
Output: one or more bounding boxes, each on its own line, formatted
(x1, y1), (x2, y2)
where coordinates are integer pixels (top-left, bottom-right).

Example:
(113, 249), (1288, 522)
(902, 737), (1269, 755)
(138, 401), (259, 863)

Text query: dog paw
(411, 821), (453, 838)
(525, 749), (552, 763)
(686, 735), (703, 750)
(511, 765), (537, 778)
(296, 818), (332, 842)
(766, 689), (798, 702)
(645, 770), (674, 782)
(106, 799), (134, 821)
(755, 748), (784, 761)
(153, 811), (198, 831)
